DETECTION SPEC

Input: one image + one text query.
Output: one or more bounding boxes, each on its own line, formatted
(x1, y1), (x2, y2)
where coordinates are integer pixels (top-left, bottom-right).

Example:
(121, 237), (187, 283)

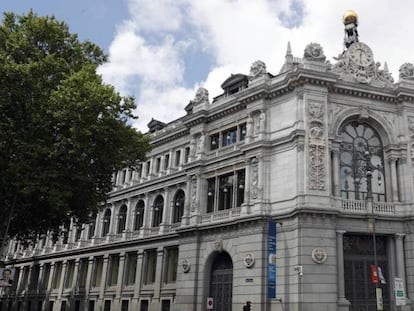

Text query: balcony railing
(201, 207), (242, 223)
(341, 199), (395, 215)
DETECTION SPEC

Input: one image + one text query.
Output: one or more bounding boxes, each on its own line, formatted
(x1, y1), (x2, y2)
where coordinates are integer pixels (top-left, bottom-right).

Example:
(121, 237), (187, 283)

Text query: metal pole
(365, 151), (382, 310)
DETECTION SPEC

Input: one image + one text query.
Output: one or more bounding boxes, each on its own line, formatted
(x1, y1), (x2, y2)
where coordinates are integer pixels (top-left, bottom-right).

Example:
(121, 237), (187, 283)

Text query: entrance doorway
(209, 252), (233, 311)
(344, 234), (390, 311)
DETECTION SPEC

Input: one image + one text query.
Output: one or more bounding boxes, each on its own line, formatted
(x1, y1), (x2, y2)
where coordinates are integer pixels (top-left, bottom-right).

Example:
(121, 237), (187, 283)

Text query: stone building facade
(3, 18), (414, 311)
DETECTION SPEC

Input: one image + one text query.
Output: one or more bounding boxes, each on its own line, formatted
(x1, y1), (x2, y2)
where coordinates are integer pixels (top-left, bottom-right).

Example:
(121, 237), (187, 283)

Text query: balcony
(200, 207), (242, 224)
(341, 199), (395, 215)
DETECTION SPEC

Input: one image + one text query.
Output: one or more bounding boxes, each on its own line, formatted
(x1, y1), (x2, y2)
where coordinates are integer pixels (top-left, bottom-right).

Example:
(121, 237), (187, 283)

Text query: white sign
(207, 297), (214, 310)
(395, 277), (406, 306)
(376, 288), (383, 311)
(0, 268), (15, 288)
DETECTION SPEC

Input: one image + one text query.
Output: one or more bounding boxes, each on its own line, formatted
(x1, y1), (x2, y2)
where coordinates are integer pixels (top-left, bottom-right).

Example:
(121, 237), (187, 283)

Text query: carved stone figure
(249, 60), (266, 80)
(303, 43), (326, 62)
(309, 102), (324, 121)
(196, 134), (205, 156)
(192, 87), (210, 105)
(399, 63), (414, 80)
(251, 158), (259, 199)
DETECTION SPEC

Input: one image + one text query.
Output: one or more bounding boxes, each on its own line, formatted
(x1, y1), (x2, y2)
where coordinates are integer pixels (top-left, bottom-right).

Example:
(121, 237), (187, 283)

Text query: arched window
(102, 209), (111, 236)
(134, 200), (145, 230)
(173, 190), (185, 223)
(152, 196), (164, 227)
(339, 121), (386, 201)
(117, 205), (127, 233)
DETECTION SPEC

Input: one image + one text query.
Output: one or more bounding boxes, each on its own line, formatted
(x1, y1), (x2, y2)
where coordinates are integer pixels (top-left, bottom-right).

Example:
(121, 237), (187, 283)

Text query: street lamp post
(364, 151), (383, 311)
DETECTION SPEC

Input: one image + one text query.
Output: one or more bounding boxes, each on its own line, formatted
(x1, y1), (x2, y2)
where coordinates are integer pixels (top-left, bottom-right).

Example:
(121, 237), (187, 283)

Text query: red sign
(371, 265), (378, 283)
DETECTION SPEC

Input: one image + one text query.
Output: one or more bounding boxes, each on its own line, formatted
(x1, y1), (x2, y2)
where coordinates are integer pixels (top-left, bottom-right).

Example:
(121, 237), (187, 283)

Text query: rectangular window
(92, 257), (103, 287)
(184, 147), (190, 163)
(61, 301), (66, 311)
(218, 173), (234, 210)
(161, 300), (171, 311)
(155, 158), (161, 173)
(137, 163), (143, 178)
(29, 264), (40, 290)
(107, 255), (120, 286)
(121, 170), (127, 184)
(125, 252), (137, 285)
(64, 261), (75, 288)
(144, 250), (157, 284)
(78, 259), (88, 288)
(164, 247), (178, 283)
(52, 262), (62, 289)
(210, 133), (219, 150)
(207, 178), (216, 213)
(75, 301), (80, 311)
(121, 300), (129, 311)
(239, 123), (247, 141)
(164, 154), (170, 170)
(104, 301), (111, 311)
(175, 150), (181, 167)
(42, 264), (51, 290)
(222, 127), (237, 147)
(88, 301), (95, 311)
(88, 218), (96, 239)
(74, 225), (82, 242)
(237, 169), (245, 207)
(146, 161), (151, 175)
(140, 300), (149, 311)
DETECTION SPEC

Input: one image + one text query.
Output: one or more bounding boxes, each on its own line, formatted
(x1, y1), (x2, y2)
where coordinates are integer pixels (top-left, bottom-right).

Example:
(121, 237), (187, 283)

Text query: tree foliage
(0, 11), (151, 242)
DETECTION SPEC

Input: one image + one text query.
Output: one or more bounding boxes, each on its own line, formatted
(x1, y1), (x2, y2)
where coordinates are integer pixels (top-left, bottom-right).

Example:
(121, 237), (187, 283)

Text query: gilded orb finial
(343, 10), (358, 25)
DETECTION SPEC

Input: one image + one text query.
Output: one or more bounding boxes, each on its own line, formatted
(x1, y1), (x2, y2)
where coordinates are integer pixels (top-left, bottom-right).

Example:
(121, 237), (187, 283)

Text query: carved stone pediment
(328, 42), (394, 87)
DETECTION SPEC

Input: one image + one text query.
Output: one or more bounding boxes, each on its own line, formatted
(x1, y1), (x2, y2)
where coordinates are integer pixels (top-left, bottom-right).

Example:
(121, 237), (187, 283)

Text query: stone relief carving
(191, 175), (198, 212)
(251, 158), (259, 199)
(308, 102), (326, 191)
(196, 133), (205, 158)
(328, 50), (394, 86)
(192, 87), (210, 105)
(328, 104), (346, 132)
(311, 247), (327, 264)
(249, 60), (266, 80)
(303, 43), (326, 62)
(399, 63), (414, 80)
(246, 114), (254, 137)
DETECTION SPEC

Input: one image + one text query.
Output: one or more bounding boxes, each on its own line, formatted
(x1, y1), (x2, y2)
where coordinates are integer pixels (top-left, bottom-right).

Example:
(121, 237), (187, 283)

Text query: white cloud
(99, 0), (414, 132)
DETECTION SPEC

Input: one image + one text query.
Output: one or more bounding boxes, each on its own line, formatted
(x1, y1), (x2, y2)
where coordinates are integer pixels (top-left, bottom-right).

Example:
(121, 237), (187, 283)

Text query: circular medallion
(311, 247), (327, 264)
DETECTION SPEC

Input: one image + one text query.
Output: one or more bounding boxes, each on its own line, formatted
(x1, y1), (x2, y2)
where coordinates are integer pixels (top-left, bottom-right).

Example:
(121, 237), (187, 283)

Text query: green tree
(0, 11), (151, 244)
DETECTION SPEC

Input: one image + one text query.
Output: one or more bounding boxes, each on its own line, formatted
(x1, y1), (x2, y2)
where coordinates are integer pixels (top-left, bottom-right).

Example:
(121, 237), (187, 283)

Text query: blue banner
(268, 221), (277, 299)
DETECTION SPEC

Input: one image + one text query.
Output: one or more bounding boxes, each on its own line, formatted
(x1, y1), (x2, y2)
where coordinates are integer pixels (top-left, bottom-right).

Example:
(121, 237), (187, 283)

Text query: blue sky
(1, 1), (413, 132)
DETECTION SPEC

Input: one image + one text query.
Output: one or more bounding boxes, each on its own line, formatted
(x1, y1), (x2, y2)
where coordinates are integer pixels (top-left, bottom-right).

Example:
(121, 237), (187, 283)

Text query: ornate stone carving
(249, 60), (266, 80)
(329, 43), (394, 86)
(192, 87), (210, 105)
(182, 259), (191, 273)
(196, 133), (205, 158)
(308, 102), (326, 191)
(243, 253), (255, 268)
(303, 43), (326, 62)
(309, 144), (326, 190)
(399, 63), (414, 80)
(311, 247), (327, 264)
(251, 158), (259, 199)
(191, 175), (198, 212)
(328, 104), (346, 132)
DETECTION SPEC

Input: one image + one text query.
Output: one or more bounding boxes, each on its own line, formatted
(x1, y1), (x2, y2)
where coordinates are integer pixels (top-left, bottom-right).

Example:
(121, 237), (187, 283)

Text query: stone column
(114, 252), (126, 310)
(153, 247), (164, 300)
(241, 158), (251, 215)
(71, 259), (80, 292)
(182, 177), (191, 225)
(141, 196), (150, 237)
(132, 250), (144, 310)
(97, 255), (109, 310)
(36, 264), (45, 295)
(336, 230), (350, 310)
(390, 158), (399, 202)
(46, 263), (55, 294)
(84, 256), (94, 299)
(332, 149), (341, 196)
(160, 188), (170, 233)
(57, 260), (68, 299)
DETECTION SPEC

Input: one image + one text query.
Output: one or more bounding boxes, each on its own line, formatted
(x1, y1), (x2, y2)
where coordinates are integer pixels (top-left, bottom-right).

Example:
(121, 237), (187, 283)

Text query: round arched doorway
(209, 252), (233, 311)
